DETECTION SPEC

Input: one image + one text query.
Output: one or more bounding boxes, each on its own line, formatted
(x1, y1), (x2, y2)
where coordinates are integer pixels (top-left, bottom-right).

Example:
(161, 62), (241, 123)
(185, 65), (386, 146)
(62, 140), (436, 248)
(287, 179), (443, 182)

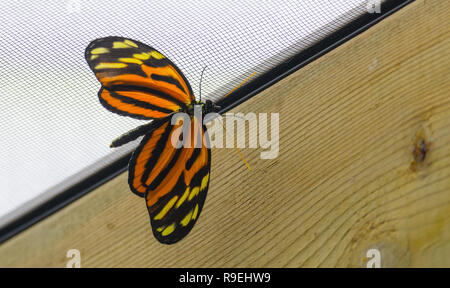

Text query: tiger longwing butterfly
(85, 36), (221, 244)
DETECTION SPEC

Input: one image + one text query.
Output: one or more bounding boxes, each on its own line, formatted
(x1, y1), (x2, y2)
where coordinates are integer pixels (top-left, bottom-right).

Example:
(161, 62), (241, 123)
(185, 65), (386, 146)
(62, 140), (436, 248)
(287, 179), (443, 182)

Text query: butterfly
(85, 36), (221, 244)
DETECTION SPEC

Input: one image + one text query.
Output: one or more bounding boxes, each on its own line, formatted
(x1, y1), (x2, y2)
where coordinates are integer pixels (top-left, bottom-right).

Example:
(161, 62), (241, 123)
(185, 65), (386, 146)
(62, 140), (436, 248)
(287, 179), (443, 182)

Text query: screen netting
(0, 0), (374, 225)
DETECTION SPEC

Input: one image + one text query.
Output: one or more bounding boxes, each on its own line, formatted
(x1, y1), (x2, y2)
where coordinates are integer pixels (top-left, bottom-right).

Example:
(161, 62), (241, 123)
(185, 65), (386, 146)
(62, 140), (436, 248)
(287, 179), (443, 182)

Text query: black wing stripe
(128, 119), (169, 197)
(98, 88), (156, 120)
(110, 84), (187, 111)
(141, 121), (176, 186)
(147, 146), (183, 191)
(151, 74), (186, 94)
(108, 89), (174, 114)
(185, 147), (202, 170)
(94, 66), (148, 78)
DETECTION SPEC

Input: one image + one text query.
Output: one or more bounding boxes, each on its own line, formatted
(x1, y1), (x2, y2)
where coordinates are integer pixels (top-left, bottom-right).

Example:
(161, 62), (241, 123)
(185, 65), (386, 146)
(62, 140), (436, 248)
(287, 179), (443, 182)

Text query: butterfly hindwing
(148, 143), (210, 244)
(85, 36), (194, 119)
(128, 116), (211, 244)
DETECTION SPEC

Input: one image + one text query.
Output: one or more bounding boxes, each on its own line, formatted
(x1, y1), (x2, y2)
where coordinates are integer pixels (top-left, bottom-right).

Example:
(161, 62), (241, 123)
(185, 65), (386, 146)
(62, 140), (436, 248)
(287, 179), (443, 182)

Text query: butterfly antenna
(211, 71), (257, 171)
(218, 117), (252, 171)
(222, 72), (256, 99)
(199, 66), (207, 102)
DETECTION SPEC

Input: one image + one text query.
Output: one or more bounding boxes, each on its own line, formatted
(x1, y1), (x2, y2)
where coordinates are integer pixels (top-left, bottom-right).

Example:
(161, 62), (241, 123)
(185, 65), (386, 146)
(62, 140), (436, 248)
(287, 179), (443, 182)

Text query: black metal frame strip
(0, 0), (414, 244)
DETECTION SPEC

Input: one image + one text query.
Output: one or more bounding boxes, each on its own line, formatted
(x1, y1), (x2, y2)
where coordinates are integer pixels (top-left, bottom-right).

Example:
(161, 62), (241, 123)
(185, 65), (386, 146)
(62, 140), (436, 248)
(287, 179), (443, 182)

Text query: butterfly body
(86, 37), (217, 244)
(187, 99), (216, 116)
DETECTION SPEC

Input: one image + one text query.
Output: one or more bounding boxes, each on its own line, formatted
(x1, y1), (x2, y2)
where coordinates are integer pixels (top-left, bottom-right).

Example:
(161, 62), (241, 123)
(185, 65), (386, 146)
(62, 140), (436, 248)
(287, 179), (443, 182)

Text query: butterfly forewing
(85, 36), (194, 119)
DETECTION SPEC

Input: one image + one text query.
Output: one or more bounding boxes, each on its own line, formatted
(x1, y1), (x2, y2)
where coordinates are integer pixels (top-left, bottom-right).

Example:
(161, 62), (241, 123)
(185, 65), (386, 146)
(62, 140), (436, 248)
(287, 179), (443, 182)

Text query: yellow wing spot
(95, 63), (127, 70)
(176, 187), (190, 208)
(156, 226), (165, 232)
(192, 204), (199, 220)
(90, 55), (99, 60)
(133, 53), (150, 60)
(180, 210), (193, 227)
(201, 173), (209, 191)
(188, 187), (200, 201)
(161, 223), (175, 236)
(132, 51), (165, 60)
(119, 57), (143, 65)
(91, 47), (109, 54)
(154, 196), (178, 220)
(124, 39), (138, 48)
(113, 41), (133, 49)
(149, 51), (165, 59)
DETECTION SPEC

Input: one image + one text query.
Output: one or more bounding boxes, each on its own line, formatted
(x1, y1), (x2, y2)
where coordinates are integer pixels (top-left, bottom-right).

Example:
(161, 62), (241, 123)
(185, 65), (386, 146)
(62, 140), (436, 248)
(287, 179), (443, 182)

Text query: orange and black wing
(129, 117), (211, 244)
(85, 36), (194, 119)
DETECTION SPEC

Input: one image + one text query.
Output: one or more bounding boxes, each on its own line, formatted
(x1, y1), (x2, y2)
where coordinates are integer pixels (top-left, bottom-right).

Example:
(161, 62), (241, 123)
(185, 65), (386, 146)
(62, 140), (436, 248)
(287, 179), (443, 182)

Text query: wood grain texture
(1, 0), (449, 267)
